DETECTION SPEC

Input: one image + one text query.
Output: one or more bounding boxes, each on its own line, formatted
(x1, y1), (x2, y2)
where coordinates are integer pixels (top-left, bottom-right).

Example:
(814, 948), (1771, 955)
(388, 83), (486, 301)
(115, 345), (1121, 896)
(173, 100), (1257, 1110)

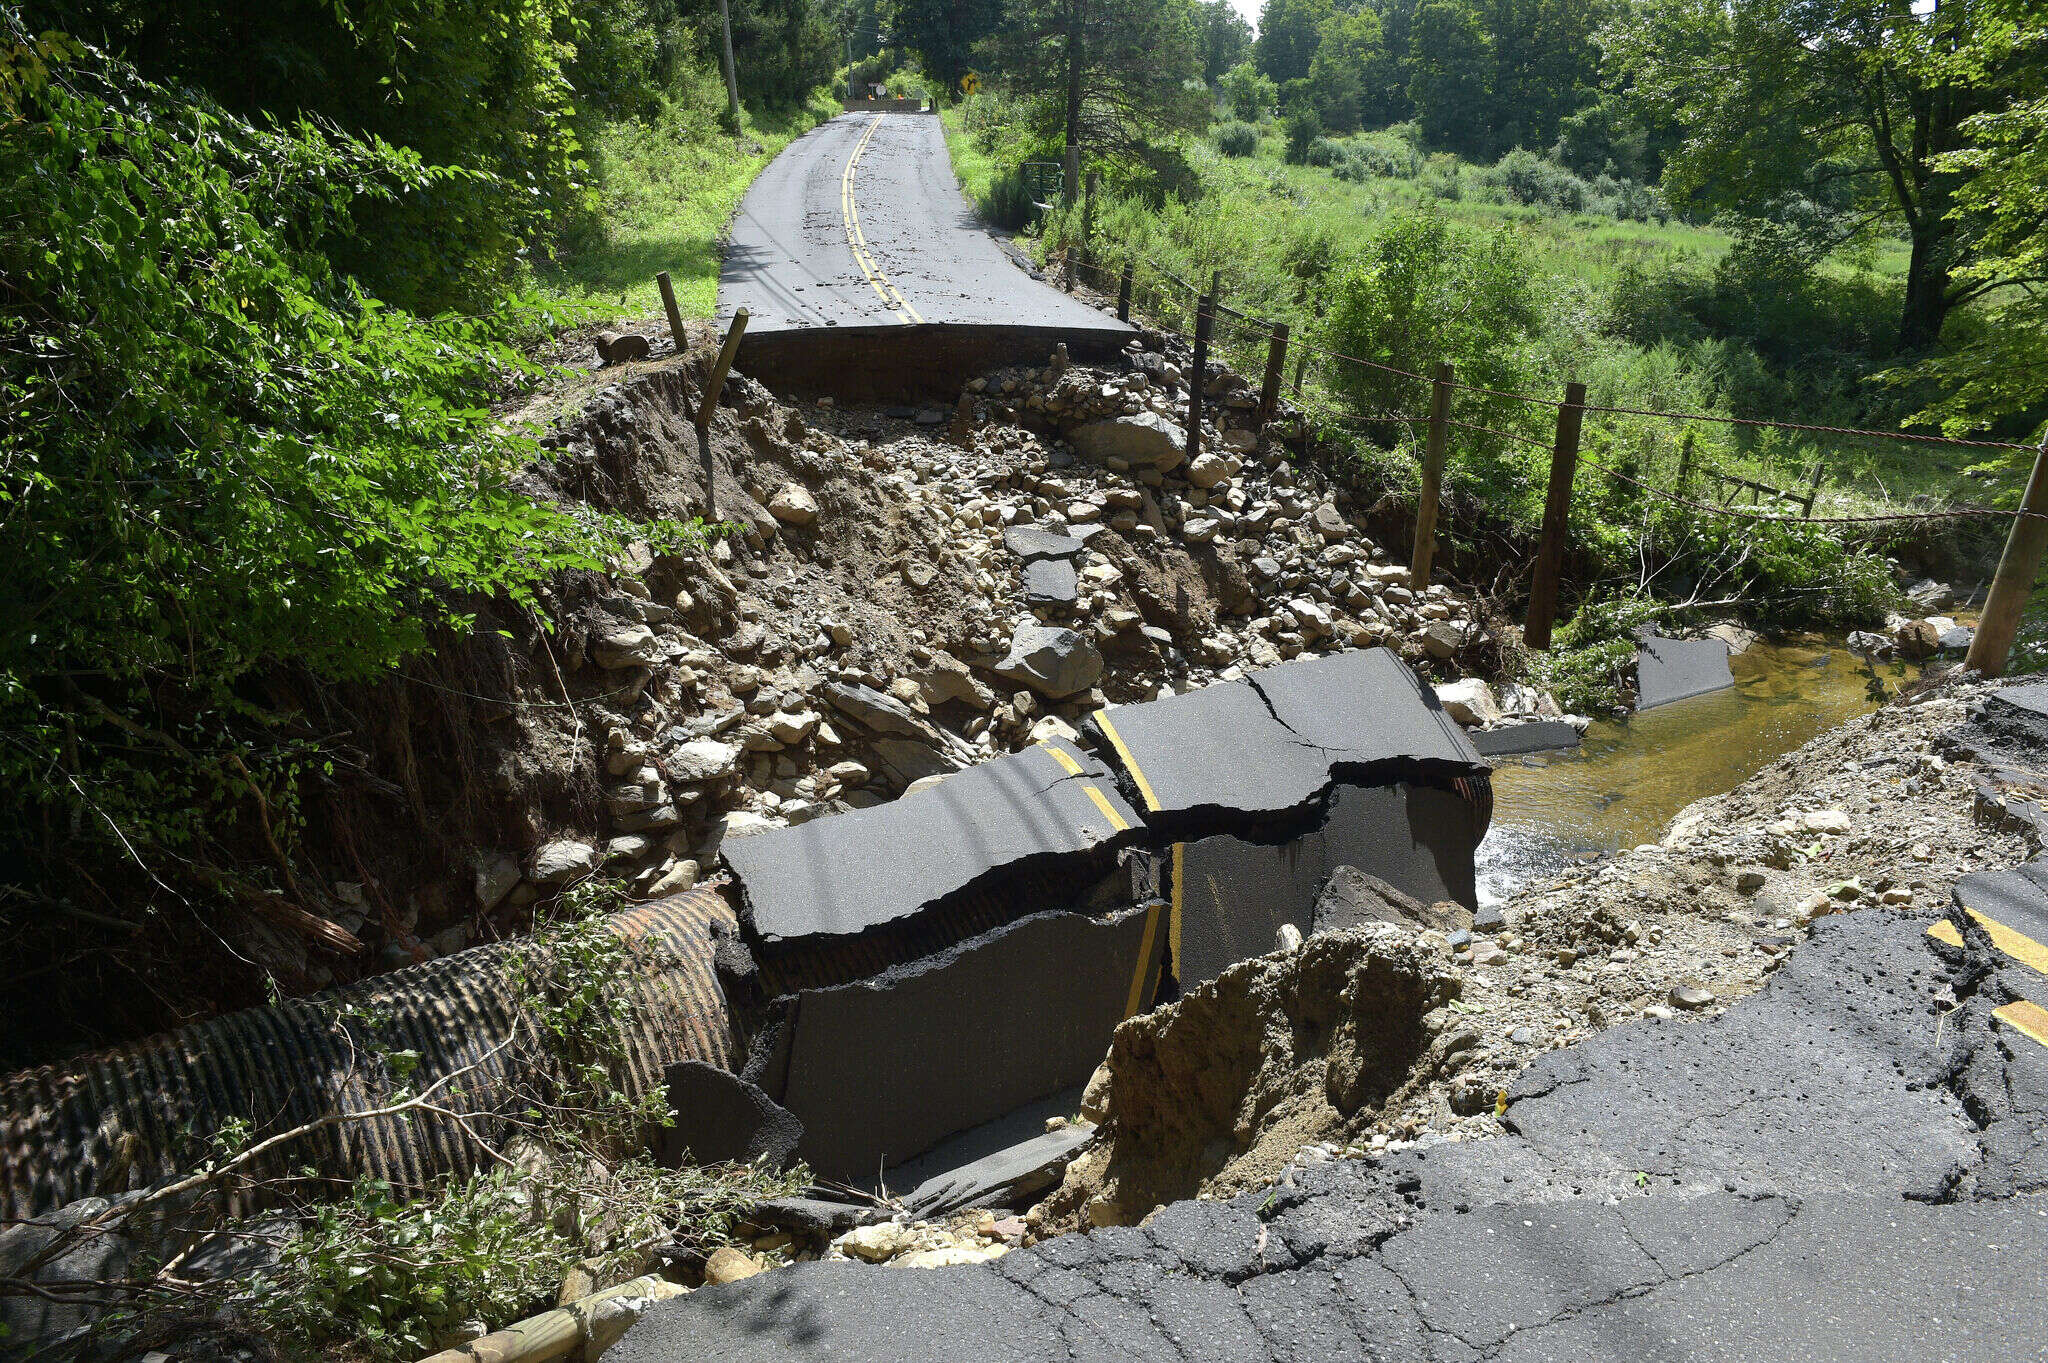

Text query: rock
(1668, 984), (1716, 1011)
(702, 1247), (768, 1285)
(868, 736), (968, 788)
(1704, 622), (1762, 655)
(1421, 619), (1473, 660)
(1029, 714), (1081, 745)
(1735, 870), (1768, 894)
(1023, 557), (1080, 607)
(1078, 1060), (1112, 1124)
(1220, 428), (1258, 452)
(896, 1245), (1008, 1268)
(767, 710), (819, 745)
(592, 623), (661, 669)
(669, 737), (741, 783)
(1896, 618), (1942, 659)
(594, 331), (652, 366)
(1275, 922), (1303, 952)
(1181, 516), (1221, 543)
(584, 1281), (688, 1359)
(474, 852), (521, 910)
(1434, 678), (1501, 727)
(528, 839), (598, 887)
(836, 1222), (908, 1263)
(1314, 866), (1471, 935)
(1310, 502), (1349, 541)
(767, 484), (819, 526)
(645, 860), (699, 897)
(1798, 808), (1852, 834)
(1938, 625), (1975, 654)
(992, 625), (1104, 699)
(1185, 452), (1230, 489)
(1003, 525), (1085, 561)
(1067, 412), (1188, 471)
(823, 682), (950, 741)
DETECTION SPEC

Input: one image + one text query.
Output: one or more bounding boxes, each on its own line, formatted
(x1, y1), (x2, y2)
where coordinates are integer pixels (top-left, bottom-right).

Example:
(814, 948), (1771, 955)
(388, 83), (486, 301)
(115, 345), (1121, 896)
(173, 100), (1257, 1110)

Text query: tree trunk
(1063, 0), (1085, 202)
(717, 0), (742, 127)
(1898, 226), (1951, 352)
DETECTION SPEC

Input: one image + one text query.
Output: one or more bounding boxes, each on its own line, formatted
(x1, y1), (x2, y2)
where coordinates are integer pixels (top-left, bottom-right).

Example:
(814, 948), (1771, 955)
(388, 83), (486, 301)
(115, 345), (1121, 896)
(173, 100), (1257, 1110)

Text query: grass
(542, 73), (840, 320)
(940, 103), (1002, 210)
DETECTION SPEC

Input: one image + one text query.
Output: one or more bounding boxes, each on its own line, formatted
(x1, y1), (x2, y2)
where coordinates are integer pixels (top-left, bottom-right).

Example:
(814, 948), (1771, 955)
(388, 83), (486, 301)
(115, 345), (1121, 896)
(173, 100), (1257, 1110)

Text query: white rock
(1185, 452), (1230, 489)
(592, 623), (661, 669)
(836, 1223), (908, 1263)
(1435, 678), (1501, 726)
(669, 738), (741, 783)
(527, 839), (599, 887)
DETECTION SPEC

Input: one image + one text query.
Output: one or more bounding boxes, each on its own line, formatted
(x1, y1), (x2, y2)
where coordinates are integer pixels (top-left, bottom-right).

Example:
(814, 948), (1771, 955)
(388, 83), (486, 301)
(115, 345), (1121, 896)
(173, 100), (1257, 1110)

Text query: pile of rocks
(434, 339), (1504, 946)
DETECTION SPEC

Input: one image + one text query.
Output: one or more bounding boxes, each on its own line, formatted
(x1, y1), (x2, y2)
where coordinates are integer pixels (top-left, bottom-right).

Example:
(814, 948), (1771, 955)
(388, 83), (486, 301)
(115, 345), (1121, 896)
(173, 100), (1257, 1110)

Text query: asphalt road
(612, 903), (2048, 1361)
(719, 113), (1130, 337)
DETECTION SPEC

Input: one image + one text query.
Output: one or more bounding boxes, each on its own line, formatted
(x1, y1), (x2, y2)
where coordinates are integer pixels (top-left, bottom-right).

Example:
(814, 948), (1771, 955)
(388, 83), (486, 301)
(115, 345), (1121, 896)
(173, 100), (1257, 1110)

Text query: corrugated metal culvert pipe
(0, 888), (740, 1222)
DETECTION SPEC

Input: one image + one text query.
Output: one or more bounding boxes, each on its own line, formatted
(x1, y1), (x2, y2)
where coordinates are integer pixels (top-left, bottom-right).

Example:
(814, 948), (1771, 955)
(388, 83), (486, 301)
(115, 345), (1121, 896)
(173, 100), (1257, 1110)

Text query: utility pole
(717, 0), (742, 128)
(1062, 0), (1085, 203)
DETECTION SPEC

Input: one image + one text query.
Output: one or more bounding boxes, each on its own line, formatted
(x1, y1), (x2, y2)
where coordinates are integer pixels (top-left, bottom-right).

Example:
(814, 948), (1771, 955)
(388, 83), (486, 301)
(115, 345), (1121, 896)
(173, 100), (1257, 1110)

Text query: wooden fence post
(1116, 260), (1134, 322)
(1967, 433), (2048, 678)
(1525, 380), (1588, 651)
(655, 271), (687, 353)
(1675, 430), (1695, 491)
(1080, 169), (1099, 274)
(1257, 323), (1289, 432)
(1187, 287), (1215, 466)
(694, 308), (750, 519)
(1801, 463), (1826, 517)
(1292, 351), (1307, 396)
(1408, 363), (1455, 588)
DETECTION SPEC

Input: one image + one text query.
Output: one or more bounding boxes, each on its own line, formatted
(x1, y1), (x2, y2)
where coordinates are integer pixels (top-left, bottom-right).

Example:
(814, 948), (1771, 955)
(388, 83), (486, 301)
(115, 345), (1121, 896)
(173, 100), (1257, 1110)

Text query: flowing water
(1476, 638), (1941, 906)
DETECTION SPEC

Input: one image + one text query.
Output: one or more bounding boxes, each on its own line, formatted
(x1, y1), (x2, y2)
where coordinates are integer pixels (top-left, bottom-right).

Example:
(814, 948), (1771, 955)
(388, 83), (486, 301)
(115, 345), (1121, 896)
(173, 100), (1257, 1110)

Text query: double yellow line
(841, 115), (922, 325)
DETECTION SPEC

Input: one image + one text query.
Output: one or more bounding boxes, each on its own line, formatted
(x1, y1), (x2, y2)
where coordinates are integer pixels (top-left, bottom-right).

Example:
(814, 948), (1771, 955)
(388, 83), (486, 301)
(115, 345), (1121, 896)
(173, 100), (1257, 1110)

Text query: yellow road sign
(960, 71), (980, 96)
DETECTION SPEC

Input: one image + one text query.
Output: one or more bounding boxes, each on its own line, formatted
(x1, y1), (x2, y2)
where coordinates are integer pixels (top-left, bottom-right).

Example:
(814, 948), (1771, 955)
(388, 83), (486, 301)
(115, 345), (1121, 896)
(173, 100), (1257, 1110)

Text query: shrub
(1220, 61), (1276, 121)
(1215, 120), (1260, 156)
(1304, 135), (1345, 167)
(1283, 106), (1322, 164)
(1483, 147), (1591, 212)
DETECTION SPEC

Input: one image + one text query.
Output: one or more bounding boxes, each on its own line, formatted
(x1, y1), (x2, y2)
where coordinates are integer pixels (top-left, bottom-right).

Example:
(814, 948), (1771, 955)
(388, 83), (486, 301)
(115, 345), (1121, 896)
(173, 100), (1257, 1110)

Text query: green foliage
(1220, 59), (1276, 121)
(1214, 119), (1260, 157)
(982, 0), (1208, 171)
(242, 896), (806, 1359)
(1282, 104), (1322, 163)
(0, 21), (690, 924)
(1195, 0), (1253, 84)
(1255, 0), (1332, 84)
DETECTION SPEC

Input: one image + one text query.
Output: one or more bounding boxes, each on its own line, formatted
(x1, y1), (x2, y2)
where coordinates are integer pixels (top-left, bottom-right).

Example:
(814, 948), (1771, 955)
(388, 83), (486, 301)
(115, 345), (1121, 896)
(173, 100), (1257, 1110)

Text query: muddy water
(1476, 639), (1936, 906)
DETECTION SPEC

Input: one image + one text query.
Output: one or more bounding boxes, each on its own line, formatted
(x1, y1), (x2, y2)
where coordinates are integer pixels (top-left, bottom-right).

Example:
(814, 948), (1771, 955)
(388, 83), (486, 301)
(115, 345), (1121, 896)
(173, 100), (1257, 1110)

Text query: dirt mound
(1032, 927), (1463, 1232)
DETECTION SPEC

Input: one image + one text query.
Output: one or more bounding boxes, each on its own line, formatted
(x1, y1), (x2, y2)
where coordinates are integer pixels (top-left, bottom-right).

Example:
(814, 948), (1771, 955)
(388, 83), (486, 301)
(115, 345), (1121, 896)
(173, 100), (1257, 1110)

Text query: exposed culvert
(0, 889), (739, 1221)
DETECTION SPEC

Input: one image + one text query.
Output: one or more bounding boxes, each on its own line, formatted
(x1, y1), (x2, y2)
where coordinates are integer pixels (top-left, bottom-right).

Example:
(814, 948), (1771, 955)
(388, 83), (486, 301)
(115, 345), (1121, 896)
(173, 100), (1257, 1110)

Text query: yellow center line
(1995, 999), (2048, 1050)
(1093, 713), (1162, 812)
(1927, 907), (2048, 978)
(1124, 900), (1162, 1019)
(839, 115), (923, 325)
(1039, 742), (1131, 831)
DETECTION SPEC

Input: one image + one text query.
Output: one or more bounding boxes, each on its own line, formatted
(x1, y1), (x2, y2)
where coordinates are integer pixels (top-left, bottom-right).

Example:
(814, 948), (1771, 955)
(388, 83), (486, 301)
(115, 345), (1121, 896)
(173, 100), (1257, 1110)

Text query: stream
(1475, 638), (1941, 906)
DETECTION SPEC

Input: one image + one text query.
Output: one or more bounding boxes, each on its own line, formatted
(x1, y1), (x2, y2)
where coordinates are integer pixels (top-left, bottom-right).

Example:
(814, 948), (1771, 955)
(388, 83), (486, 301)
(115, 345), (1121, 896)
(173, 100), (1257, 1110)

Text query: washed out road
(719, 112), (1129, 339)
(613, 902), (2048, 1361)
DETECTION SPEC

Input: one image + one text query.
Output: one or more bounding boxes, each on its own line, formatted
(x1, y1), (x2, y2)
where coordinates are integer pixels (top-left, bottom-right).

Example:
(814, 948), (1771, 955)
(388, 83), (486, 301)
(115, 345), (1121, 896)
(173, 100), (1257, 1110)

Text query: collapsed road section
(0, 647), (1487, 1227)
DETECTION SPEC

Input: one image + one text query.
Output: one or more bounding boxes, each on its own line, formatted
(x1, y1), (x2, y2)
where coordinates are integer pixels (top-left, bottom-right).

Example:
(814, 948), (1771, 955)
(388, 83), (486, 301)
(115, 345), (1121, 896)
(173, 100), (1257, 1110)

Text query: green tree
(1890, 0), (2048, 431)
(1196, 0), (1252, 83)
(1221, 58), (1277, 119)
(891, 0), (1004, 86)
(1603, 0), (2003, 352)
(1255, 0), (1332, 83)
(1407, 0), (1493, 155)
(985, 0), (1207, 173)
(1306, 6), (1394, 132)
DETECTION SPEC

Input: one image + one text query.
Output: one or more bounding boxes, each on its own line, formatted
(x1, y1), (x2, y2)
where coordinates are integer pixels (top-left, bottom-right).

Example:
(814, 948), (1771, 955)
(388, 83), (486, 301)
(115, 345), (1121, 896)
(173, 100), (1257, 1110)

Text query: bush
(1482, 147), (1591, 212)
(1220, 61), (1276, 121)
(1332, 137), (1421, 182)
(1304, 135), (1345, 167)
(1214, 120), (1260, 156)
(0, 26), (678, 929)
(1283, 107), (1322, 164)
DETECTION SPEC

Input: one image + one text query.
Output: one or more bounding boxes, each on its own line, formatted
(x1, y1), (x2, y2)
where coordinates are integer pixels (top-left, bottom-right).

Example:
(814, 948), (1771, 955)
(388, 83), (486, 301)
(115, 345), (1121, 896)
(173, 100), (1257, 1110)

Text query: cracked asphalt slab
(719, 112), (1132, 339)
(611, 906), (2048, 1361)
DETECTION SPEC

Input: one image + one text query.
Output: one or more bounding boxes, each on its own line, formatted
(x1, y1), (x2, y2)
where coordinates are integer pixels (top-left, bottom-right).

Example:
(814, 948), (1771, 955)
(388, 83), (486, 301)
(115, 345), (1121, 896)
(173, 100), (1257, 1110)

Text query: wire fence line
(1052, 237), (2048, 528)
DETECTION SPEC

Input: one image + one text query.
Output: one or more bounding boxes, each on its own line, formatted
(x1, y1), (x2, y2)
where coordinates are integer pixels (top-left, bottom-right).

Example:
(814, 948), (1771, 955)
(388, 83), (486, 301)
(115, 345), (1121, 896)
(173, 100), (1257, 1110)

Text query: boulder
(1314, 866), (1471, 935)
(1434, 678), (1501, 726)
(767, 483), (819, 526)
(528, 839), (599, 887)
(1068, 413), (1188, 471)
(1185, 452), (1230, 489)
(592, 623), (661, 669)
(991, 625), (1104, 699)
(1421, 619), (1473, 660)
(1310, 502), (1349, 541)
(473, 852), (521, 910)
(668, 737), (741, 784)
(1896, 618), (1942, 659)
